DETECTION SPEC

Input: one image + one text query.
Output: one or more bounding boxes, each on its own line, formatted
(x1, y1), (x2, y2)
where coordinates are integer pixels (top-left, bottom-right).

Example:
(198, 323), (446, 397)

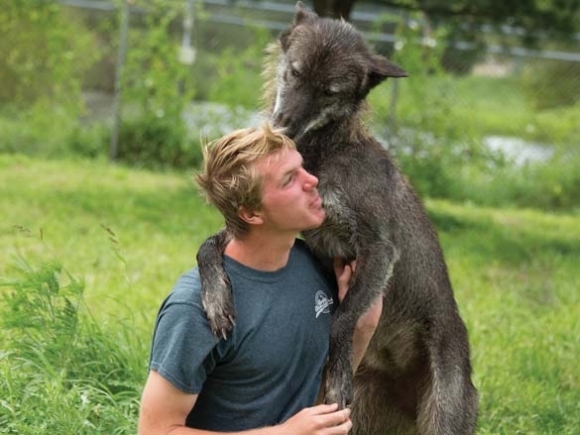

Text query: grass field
(1, 154), (579, 433)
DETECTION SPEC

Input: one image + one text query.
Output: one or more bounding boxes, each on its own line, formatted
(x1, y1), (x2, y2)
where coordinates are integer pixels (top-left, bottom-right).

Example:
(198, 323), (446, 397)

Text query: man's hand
(279, 403), (352, 435)
(334, 258), (383, 330)
(140, 372), (351, 435)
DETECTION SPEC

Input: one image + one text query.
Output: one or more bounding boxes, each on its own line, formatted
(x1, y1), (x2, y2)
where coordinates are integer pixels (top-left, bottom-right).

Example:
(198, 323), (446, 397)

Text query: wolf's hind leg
(417, 340), (478, 435)
(197, 229), (235, 339)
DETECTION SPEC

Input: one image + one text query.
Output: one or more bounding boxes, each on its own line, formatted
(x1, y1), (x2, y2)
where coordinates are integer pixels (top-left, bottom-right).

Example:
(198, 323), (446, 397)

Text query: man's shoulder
(166, 267), (202, 306)
(291, 239), (334, 284)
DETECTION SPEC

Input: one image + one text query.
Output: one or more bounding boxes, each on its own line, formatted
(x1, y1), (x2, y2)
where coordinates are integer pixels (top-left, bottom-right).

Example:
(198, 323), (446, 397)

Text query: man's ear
(238, 206), (264, 225)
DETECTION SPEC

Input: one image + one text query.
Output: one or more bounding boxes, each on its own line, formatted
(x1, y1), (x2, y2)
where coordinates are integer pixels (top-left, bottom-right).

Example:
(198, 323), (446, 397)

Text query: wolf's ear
(368, 54), (408, 89)
(281, 2), (318, 51)
(295, 1), (318, 24)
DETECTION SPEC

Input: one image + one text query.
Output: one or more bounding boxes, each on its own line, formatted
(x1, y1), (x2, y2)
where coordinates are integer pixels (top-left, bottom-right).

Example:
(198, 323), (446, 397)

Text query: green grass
(1, 155), (579, 433)
(429, 201), (580, 433)
(0, 154), (222, 330)
(0, 155), (222, 433)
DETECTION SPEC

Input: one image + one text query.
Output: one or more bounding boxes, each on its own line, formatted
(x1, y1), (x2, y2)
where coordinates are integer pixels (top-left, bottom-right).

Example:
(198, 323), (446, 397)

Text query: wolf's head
(271, 2), (407, 141)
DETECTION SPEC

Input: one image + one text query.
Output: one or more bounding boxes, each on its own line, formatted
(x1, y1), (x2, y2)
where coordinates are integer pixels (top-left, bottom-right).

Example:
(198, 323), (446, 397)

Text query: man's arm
(138, 370), (352, 435)
(334, 259), (383, 372)
(138, 370), (198, 434)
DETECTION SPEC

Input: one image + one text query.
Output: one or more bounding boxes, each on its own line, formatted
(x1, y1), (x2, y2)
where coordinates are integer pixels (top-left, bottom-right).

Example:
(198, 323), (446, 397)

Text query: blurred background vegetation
(0, 0), (578, 211)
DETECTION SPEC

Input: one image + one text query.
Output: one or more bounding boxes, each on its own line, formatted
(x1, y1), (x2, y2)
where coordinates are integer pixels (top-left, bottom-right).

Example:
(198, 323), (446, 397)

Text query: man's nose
(303, 169), (319, 190)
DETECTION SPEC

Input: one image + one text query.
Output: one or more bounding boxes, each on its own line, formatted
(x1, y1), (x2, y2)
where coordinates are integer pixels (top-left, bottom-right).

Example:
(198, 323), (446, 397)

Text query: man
(138, 124), (382, 434)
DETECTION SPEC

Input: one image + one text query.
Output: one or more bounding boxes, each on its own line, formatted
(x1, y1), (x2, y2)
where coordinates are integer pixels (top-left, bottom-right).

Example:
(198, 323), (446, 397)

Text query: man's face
(253, 148), (325, 234)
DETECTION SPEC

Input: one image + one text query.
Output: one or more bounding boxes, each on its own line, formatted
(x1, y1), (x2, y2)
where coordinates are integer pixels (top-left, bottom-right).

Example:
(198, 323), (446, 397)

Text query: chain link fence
(64, 1), (579, 142)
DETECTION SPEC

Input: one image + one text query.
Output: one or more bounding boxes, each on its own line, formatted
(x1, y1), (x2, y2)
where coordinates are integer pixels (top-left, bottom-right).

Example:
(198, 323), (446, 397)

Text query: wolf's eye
(324, 88), (337, 96)
(291, 66), (301, 78)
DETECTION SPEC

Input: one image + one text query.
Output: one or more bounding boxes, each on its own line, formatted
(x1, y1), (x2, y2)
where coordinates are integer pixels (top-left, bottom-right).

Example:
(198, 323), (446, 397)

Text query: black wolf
(197, 3), (478, 434)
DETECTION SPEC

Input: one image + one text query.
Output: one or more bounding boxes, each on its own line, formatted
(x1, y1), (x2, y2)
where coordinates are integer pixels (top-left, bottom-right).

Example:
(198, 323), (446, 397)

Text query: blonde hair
(196, 123), (296, 238)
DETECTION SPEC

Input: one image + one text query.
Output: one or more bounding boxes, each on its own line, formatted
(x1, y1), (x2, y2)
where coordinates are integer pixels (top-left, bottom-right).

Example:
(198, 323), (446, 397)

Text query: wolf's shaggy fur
(197, 3), (478, 434)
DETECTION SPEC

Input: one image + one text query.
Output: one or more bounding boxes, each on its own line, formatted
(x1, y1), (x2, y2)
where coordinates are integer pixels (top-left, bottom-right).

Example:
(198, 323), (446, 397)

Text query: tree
(311, 0), (579, 74)
(311, 0), (579, 43)
(312, 0), (356, 19)
(0, 0), (98, 106)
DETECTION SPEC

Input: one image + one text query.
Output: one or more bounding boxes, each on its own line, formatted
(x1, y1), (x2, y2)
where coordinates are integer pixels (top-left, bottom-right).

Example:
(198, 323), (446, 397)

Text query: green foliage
(112, 18), (270, 168)
(117, 114), (203, 169)
(204, 26), (272, 108)
(373, 0), (580, 43)
(116, 0), (197, 168)
(0, 1), (99, 108)
(440, 39), (482, 75)
(0, 100), (81, 157)
(0, 259), (143, 434)
(521, 59), (580, 110)
(0, 1), (103, 158)
(66, 123), (111, 159)
(123, 1), (195, 119)
(456, 149), (580, 212)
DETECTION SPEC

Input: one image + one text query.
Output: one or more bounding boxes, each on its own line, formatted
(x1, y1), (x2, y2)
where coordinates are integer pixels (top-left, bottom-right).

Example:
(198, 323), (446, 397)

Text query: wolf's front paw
(204, 299), (235, 340)
(202, 276), (236, 339)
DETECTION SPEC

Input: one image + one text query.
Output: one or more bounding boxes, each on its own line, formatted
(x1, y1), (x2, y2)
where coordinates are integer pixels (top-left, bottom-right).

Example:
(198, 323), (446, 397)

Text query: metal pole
(179, 0), (197, 66)
(110, 0), (130, 161)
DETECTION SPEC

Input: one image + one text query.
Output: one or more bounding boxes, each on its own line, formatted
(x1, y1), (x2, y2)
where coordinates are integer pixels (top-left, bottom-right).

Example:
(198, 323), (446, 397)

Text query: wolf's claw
(206, 307), (236, 339)
(217, 314), (236, 340)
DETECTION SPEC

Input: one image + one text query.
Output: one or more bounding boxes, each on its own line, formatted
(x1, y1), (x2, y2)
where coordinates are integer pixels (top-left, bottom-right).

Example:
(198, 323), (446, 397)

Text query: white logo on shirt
(315, 290), (334, 318)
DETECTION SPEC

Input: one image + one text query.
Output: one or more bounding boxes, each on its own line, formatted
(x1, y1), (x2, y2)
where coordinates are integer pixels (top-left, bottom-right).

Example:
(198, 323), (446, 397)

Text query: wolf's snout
(272, 112), (299, 140)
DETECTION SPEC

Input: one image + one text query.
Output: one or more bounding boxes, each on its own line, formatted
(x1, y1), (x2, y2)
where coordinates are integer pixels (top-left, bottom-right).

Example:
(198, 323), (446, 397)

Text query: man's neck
(224, 231), (297, 272)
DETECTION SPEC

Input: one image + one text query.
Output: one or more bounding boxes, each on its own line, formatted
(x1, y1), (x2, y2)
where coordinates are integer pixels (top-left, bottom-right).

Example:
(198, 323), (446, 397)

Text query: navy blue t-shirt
(149, 239), (337, 431)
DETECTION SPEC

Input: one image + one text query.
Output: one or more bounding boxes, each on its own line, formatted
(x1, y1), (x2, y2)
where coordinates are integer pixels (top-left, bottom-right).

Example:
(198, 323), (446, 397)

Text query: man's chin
(304, 215), (326, 231)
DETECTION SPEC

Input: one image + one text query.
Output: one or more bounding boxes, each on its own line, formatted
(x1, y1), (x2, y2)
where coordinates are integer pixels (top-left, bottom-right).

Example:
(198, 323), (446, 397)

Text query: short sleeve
(149, 274), (220, 394)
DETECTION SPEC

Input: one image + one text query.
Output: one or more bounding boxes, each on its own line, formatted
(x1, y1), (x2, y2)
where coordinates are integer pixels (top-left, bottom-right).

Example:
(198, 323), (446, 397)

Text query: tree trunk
(312, 0), (356, 20)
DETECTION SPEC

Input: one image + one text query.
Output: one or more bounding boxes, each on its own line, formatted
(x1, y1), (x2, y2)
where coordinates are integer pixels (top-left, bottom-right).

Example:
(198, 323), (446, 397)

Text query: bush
(521, 59), (580, 110)
(0, 1), (99, 108)
(492, 151), (580, 211)
(0, 101), (80, 157)
(66, 123), (110, 160)
(204, 27), (272, 108)
(116, 114), (203, 169)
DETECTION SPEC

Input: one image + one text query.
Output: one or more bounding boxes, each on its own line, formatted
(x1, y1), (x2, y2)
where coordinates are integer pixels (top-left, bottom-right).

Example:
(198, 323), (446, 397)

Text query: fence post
(388, 79), (399, 135)
(110, 0), (131, 161)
